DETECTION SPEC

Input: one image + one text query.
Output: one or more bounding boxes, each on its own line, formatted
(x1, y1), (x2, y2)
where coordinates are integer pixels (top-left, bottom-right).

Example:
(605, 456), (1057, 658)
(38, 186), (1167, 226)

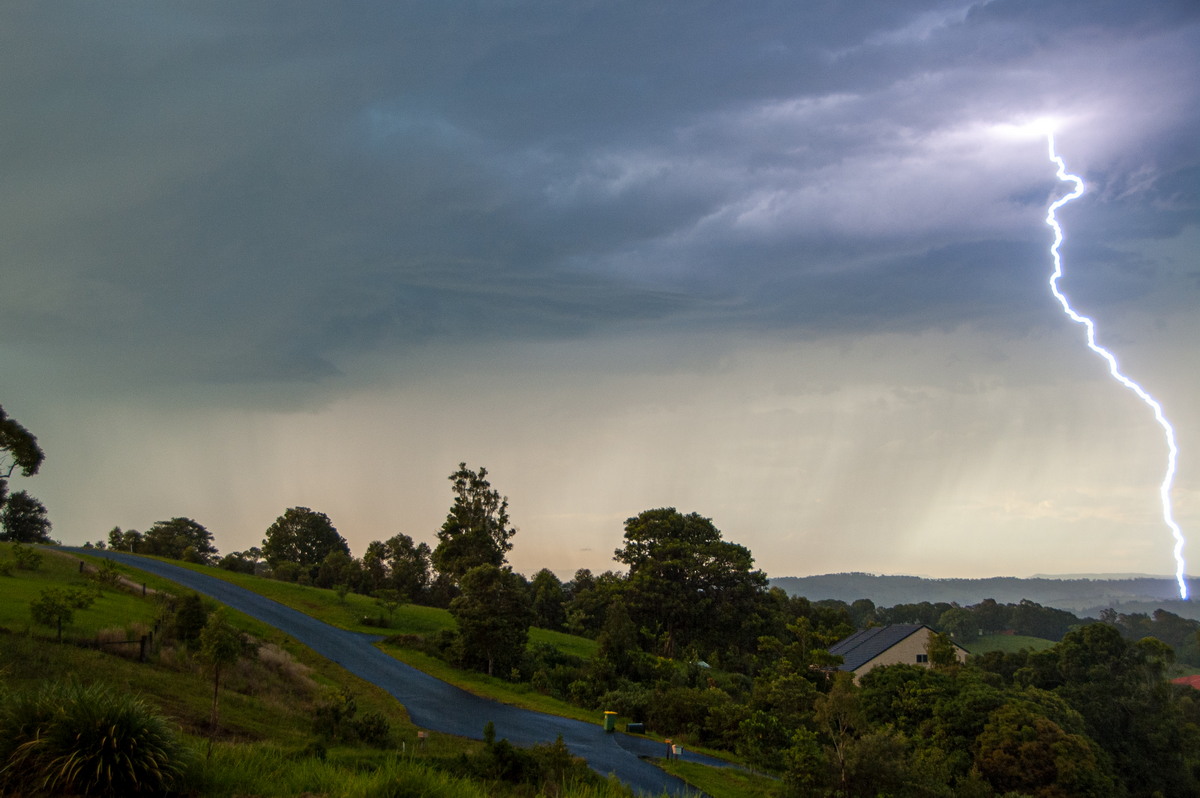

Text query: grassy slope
(657, 759), (777, 797)
(169, 560), (598, 656)
(965, 633), (1056, 654)
(150, 558), (609, 723)
(1, 544), (464, 751)
(0, 546), (160, 636)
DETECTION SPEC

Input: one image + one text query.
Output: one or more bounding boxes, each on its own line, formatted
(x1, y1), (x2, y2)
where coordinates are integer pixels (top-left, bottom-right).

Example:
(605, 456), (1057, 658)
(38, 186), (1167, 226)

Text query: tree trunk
(207, 666), (221, 760)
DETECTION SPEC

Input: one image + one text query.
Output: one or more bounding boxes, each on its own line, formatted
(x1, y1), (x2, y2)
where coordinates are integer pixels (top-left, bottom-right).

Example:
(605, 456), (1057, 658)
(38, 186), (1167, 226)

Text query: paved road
(69, 550), (714, 796)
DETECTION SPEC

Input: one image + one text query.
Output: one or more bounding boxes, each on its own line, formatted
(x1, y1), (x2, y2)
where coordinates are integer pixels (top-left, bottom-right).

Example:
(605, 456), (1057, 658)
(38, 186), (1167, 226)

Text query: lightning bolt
(1044, 133), (1188, 600)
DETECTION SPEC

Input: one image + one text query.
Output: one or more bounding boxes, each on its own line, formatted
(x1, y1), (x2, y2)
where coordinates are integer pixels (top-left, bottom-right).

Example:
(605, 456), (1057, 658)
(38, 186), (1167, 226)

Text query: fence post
(139, 635), (148, 662)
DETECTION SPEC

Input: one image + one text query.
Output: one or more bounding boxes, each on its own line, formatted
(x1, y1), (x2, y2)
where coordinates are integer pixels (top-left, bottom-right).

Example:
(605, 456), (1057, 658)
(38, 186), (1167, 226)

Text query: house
(828, 623), (969, 680)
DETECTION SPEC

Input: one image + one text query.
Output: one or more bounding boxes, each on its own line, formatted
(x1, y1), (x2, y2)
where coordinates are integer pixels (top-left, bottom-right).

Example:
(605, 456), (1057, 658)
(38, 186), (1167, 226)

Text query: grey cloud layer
(3, 1), (1197, 387)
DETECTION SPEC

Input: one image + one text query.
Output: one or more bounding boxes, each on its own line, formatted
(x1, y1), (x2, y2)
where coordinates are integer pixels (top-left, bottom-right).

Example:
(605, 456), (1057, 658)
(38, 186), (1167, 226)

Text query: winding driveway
(69, 550), (715, 796)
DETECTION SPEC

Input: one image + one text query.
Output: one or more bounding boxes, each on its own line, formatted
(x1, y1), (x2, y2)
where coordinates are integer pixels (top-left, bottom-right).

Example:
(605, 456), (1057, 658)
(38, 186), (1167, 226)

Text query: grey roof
(827, 624), (928, 672)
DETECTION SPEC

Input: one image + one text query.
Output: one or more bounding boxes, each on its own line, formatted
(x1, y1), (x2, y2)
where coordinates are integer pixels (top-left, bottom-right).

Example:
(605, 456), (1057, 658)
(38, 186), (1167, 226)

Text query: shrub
(11, 543), (42, 571)
(0, 681), (189, 796)
(29, 586), (98, 641)
(89, 558), (123, 588)
(353, 710), (392, 747)
(173, 593), (209, 644)
(311, 688), (391, 747)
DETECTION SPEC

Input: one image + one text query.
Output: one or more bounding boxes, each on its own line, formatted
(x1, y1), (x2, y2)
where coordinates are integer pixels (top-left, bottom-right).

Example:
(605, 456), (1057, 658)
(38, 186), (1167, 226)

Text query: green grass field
(965, 633), (1057, 654)
(657, 758), (777, 797)
(0, 544), (160, 638)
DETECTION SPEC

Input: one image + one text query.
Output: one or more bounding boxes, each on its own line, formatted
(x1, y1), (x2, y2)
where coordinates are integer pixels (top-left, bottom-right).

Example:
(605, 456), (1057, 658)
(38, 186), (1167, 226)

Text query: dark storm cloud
(2, 1), (1197, 387)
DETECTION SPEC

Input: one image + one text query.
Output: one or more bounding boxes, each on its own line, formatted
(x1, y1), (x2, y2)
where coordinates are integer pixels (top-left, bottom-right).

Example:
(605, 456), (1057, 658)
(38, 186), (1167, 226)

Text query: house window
(916, 654), (929, 663)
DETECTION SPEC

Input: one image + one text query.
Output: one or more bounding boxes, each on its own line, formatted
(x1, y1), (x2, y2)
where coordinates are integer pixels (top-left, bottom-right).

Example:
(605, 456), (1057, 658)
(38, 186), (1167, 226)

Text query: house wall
(853, 628), (968, 679)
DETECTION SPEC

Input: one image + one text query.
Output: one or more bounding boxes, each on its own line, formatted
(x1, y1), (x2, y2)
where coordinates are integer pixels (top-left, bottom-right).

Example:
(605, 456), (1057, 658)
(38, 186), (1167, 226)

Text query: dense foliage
(261, 507), (350, 579)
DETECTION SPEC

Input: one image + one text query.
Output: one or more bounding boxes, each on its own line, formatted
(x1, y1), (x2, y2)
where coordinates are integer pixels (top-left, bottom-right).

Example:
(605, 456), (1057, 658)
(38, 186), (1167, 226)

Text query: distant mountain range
(769, 573), (1200, 621)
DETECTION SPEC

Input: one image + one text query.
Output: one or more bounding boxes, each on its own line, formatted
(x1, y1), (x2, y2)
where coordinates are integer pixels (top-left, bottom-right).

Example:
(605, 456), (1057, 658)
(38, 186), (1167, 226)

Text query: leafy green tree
(927, 631), (961, 670)
(564, 569), (626, 637)
(0, 404), (43, 511)
(107, 526), (143, 552)
(858, 663), (949, 739)
(199, 608), (249, 756)
(843, 728), (910, 798)
(848, 598), (877, 628)
(432, 464), (515, 587)
(529, 568), (567, 630)
(373, 588), (404, 623)
(749, 660), (819, 731)
(0, 490), (52, 543)
(261, 507), (349, 579)
(361, 540), (388, 593)
(594, 598), (640, 677)
(1009, 598), (1079, 641)
(971, 598), (1011, 634)
(174, 593), (209, 644)
(1050, 623), (1195, 795)
(315, 550), (362, 590)
(815, 671), (863, 795)
(782, 727), (830, 798)
(614, 507), (767, 657)
(737, 710), (789, 773)
(383, 533), (432, 599)
(362, 535), (432, 600)
(974, 700), (1115, 797)
(142, 517), (217, 562)
(217, 548), (261, 574)
(937, 607), (977, 643)
(449, 564), (533, 677)
(10, 542), (43, 571)
(29, 586), (96, 642)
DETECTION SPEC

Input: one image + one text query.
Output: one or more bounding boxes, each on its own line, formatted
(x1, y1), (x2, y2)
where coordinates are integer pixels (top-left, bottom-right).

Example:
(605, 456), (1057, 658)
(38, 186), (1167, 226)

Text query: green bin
(603, 711), (617, 732)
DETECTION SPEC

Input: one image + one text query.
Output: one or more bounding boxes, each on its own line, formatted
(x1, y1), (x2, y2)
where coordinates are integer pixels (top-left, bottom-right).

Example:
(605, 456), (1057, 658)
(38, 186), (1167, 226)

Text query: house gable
(828, 624), (969, 679)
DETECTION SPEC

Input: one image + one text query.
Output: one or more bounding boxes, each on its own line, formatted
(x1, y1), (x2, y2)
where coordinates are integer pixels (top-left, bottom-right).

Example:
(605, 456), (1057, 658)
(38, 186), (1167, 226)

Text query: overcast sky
(4, 1), (1198, 580)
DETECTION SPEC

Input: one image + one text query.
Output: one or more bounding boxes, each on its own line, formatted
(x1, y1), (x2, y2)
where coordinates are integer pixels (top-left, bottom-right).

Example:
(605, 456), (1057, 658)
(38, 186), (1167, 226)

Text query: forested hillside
(772, 572), (1200, 620)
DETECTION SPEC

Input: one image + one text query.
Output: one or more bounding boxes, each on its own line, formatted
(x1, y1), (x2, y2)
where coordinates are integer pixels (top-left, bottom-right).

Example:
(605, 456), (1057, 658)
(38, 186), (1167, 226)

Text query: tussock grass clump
(0, 681), (189, 796)
(226, 641), (317, 697)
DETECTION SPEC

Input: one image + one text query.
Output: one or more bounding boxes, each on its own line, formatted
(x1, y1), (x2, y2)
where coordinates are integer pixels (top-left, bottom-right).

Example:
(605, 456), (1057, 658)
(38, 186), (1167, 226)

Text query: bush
(29, 586), (99, 640)
(312, 688), (390, 746)
(89, 558), (123, 588)
(11, 543), (42, 570)
(173, 593), (209, 644)
(353, 710), (392, 747)
(0, 681), (189, 796)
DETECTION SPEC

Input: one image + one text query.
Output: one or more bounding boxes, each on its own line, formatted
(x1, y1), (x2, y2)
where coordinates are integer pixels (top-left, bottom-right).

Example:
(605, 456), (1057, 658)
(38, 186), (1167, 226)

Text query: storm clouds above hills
(4, 1), (1199, 579)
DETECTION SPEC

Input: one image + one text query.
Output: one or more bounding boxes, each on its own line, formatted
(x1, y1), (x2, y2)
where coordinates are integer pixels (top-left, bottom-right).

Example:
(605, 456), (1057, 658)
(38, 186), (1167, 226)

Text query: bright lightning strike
(1044, 133), (1189, 600)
